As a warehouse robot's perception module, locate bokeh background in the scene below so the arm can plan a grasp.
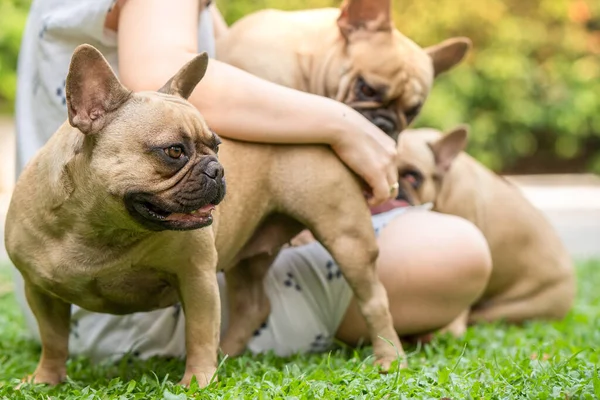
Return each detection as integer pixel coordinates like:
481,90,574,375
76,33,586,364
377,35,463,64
1,0,600,173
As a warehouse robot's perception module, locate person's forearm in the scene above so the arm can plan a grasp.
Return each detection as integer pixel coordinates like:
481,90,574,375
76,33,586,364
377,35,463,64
120,51,359,146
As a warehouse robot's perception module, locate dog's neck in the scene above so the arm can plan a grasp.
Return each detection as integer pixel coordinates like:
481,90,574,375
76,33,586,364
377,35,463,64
37,125,153,249
295,17,348,98
434,154,492,230
434,154,528,236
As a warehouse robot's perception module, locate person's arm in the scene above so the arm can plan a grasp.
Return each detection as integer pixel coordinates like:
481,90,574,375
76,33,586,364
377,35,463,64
209,2,229,39
117,0,398,205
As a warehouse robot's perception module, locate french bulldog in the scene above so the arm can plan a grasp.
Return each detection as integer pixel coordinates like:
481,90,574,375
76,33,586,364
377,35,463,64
5,45,403,387
216,0,471,140
394,127,576,332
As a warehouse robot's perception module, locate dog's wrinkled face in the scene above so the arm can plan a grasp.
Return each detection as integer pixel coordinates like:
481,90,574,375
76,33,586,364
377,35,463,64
395,127,468,205
65,45,225,231
338,32,431,139
115,95,226,231
332,0,471,139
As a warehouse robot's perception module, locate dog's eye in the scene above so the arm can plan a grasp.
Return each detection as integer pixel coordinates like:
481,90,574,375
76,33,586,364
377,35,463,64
356,77,378,99
401,170,423,189
165,146,184,159
404,103,422,125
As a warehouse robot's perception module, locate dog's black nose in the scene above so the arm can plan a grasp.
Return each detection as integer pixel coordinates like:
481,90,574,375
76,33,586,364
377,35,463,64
373,116,396,136
203,160,224,180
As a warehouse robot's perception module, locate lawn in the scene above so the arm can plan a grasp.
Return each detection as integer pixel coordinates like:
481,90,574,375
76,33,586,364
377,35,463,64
0,261,599,399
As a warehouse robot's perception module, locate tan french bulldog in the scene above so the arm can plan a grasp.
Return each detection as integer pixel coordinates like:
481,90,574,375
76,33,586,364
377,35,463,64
5,45,403,388
394,127,576,332
216,0,471,140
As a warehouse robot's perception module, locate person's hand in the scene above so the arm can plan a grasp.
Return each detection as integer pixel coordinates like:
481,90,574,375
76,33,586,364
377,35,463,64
331,113,399,206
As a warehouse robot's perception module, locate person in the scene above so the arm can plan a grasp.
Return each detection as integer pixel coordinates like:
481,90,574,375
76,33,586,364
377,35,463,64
12,0,492,362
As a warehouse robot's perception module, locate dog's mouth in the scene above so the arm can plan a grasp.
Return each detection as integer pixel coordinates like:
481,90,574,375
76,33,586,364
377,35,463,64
125,193,219,231
369,188,413,215
137,201,215,223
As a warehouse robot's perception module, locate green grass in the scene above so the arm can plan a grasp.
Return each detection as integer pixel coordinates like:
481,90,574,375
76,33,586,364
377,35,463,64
1,261,599,399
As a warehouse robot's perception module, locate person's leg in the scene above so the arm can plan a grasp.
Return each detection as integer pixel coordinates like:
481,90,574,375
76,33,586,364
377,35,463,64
335,210,492,345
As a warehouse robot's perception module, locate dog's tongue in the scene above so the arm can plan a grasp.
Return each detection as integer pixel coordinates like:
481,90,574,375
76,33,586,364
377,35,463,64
165,204,215,222
370,199,410,215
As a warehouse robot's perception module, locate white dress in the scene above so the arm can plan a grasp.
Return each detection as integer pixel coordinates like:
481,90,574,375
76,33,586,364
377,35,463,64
13,0,423,362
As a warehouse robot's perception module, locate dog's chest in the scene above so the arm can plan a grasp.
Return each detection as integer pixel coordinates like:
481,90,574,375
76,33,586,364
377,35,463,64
29,244,180,315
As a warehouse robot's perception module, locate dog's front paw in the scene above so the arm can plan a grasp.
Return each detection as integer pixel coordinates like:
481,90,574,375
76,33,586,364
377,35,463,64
374,353,408,373
17,369,66,389
179,367,218,388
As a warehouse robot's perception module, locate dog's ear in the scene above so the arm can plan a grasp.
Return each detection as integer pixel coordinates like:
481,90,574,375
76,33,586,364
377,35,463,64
425,37,472,77
66,44,131,135
337,0,392,38
429,125,469,172
158,52,209,100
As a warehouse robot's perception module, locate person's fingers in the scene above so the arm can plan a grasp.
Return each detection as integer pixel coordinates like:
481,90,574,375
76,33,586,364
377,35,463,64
364,144,398,206
387,165,399,200
367,172,391,206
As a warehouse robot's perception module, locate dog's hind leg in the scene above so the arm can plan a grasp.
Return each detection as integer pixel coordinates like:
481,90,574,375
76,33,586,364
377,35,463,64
219,253,274,357
469,278,576,324
20,282,71,386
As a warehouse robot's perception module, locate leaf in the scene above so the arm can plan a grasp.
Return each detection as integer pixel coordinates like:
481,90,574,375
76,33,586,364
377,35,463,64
438,367,450,385
163,388,187,400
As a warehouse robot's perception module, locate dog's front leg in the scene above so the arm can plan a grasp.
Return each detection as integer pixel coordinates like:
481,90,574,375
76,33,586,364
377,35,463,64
220,253,274,356
22,282,71,386
177,251,221,388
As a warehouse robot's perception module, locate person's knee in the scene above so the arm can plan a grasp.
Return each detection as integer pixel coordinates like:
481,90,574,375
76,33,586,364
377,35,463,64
443,215,492,293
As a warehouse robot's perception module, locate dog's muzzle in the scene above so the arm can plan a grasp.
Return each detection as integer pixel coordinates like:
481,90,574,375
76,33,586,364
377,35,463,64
356,108,399,139
125,156,226,231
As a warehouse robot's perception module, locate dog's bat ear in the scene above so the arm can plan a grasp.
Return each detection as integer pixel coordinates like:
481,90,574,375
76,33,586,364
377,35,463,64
426,37,472,77
158,52,209,100
429,125,469,172
66,44,131,135
337,0,392,38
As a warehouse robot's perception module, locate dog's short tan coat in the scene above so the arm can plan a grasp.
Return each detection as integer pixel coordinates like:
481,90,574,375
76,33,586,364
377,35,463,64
395,127,576,331
216,0,471,140
5,45,404,387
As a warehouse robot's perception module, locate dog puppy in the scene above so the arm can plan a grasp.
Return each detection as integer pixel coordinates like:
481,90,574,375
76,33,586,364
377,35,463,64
216,0,471,140
6,45,403,388
394,127,576,331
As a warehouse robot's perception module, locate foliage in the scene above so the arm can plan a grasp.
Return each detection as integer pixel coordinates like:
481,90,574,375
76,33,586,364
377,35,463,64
1,0,599,172
1,260,600,398
0,0,30,113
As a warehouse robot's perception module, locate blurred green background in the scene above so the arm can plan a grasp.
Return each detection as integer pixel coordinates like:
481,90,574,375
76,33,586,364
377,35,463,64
1,0,599,173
